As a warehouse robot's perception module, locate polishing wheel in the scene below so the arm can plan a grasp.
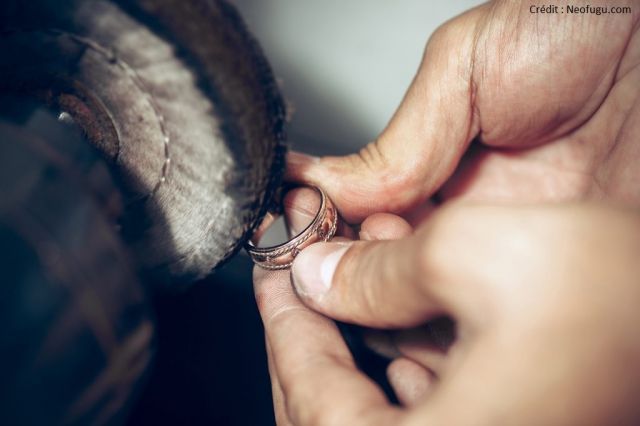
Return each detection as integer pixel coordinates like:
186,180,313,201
0,0,287,282
0,1,285,423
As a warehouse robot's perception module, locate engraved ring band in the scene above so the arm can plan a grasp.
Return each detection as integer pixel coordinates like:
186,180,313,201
245,186,338,270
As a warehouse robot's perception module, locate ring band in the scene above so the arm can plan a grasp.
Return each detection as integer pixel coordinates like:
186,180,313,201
246,186,338,270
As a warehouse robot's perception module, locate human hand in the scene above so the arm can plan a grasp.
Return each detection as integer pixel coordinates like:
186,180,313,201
288,0,640,223
255,200,640,425
259,2,640,423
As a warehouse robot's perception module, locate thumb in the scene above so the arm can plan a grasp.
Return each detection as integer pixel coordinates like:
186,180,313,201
286,7,484,223
290,234,451,329
289,202,510,329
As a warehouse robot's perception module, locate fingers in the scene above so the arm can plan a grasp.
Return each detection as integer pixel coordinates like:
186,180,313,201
284,187,357,240
359,213,413,241
253,267,403,426
265,338,293,426
358,214,439,407
387,358,435,407
362,328,446,410
259,195,402,425
286,8,485,223
290,202,512,329
363,321,454,377
290,234,448,329
283,187,320,237
362,330,402,359
289,203,479,328
391,321,454,376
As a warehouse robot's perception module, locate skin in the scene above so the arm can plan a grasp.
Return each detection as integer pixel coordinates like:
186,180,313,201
254,1,640,424
256,203,640,425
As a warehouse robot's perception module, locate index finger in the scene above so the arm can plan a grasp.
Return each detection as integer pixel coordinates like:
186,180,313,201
284,6,485,223
253,267,404,426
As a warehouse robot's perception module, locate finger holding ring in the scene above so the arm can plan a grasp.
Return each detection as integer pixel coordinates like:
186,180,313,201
246,185,338,270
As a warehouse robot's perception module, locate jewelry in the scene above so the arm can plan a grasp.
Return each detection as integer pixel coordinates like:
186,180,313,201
246,186,338,270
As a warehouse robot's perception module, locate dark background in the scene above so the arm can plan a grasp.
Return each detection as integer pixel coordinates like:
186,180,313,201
128,255,275,425
127,254,398,426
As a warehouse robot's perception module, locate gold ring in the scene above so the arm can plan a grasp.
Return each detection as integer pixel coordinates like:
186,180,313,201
246,186,338,270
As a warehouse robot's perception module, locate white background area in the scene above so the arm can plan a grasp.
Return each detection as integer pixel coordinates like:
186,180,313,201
233,0,484,155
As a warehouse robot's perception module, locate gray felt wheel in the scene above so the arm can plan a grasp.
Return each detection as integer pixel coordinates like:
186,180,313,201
0,0,287,283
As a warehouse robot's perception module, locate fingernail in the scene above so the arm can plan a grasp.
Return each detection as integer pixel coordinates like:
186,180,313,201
291,242,351,298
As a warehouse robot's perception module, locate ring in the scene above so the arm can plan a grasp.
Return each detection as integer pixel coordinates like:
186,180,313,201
246,186,338,270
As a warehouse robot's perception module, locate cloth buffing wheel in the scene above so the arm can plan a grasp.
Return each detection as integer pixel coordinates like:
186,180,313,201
0,0,287,283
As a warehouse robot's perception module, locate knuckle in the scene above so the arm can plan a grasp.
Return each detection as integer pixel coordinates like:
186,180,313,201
354,141,417,189
356,139,389,171
425,12,473,57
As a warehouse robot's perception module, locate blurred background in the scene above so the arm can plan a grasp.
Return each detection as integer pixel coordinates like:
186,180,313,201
128,1,483,425
234,0,482,155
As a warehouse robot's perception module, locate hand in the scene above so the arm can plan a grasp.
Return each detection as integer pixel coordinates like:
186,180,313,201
288,0,640,223
255,201,640,425
284,0,640,411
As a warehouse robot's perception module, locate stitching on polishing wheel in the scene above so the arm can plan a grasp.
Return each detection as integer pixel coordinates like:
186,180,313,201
1,28,172,199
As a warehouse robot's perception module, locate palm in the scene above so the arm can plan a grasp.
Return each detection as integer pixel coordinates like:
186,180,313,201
281,2,640,413
440,6,640,205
